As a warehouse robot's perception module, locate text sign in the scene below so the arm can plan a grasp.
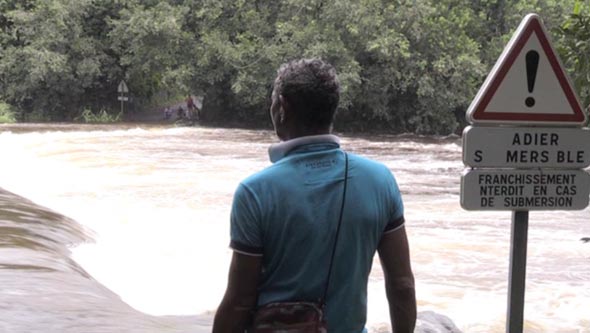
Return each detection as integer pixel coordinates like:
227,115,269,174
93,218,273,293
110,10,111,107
461,169,590,211
463,126,590,168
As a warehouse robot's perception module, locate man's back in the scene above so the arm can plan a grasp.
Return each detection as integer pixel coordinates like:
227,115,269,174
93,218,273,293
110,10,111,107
230,138,404,332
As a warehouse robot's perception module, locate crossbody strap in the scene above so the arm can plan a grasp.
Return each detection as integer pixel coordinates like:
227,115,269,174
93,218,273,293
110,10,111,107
320,151,349,305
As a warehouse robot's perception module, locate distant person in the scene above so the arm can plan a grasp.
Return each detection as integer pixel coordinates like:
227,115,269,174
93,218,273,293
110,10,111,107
176,106,185,120
163,107,171,120
213,58,416,332
186,95,198,121
194,103,201,121
186,95,195,110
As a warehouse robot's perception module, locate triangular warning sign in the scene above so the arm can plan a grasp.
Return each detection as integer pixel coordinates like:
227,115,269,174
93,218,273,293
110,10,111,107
467,13,586,125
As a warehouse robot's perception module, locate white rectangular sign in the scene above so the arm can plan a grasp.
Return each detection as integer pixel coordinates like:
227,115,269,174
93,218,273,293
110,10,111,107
461,169,590,211
117,96,129,101
463,126,590,168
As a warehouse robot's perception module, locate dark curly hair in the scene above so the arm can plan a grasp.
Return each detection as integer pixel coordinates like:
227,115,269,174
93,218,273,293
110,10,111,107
273,58,340,130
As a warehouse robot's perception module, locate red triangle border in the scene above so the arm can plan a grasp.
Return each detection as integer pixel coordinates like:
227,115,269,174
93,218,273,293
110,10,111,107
471,16,585,123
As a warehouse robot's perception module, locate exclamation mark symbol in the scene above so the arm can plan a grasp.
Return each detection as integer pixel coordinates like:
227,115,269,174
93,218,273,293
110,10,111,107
525,50,539,107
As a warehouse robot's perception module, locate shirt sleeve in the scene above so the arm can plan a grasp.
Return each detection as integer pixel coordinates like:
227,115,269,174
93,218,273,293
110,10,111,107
229,183,264,256
383,173,405,234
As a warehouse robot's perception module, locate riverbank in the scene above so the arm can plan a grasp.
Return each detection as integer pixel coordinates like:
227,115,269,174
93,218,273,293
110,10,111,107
123,96,203,124
0,188,213,332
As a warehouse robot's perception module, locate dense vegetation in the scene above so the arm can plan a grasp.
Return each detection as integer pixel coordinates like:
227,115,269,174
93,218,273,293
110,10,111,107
0,0,588,133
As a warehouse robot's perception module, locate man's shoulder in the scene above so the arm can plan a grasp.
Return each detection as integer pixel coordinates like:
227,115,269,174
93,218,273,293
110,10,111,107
240,162,286,188
349,153,391,174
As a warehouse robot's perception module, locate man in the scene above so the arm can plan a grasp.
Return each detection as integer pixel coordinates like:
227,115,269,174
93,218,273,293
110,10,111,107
213,58,416,333
186,95,198,122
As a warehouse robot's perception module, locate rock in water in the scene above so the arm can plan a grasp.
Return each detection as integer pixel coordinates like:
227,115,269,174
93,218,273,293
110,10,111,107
368,311,462,333
416,311,462,333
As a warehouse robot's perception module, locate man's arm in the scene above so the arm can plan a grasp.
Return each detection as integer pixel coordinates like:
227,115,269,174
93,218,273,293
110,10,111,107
377,225,416,333
212,252,262,333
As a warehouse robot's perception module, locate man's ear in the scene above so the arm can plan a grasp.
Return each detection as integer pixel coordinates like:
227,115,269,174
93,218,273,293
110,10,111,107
279,95,293,116
279,95,290,122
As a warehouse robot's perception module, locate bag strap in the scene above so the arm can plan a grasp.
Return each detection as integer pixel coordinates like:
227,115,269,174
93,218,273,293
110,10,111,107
320,151,349,306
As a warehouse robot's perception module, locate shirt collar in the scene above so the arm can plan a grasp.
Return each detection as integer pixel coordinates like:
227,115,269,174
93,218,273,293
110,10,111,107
268,134,340,163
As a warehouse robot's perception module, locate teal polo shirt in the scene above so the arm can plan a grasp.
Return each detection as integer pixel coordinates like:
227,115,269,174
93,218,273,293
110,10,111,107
230,135,404,333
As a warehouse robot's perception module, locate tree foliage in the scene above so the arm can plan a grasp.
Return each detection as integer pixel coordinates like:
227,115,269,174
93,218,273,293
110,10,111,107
0,0,585,133
0,100,16,123
555,0,590,113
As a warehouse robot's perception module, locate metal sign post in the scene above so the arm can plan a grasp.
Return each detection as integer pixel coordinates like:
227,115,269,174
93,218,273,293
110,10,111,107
507,211,529,333
118,80,129,115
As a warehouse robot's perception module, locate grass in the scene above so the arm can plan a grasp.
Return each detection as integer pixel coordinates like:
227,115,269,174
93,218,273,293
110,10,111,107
0,102,16,123
78,108,122,123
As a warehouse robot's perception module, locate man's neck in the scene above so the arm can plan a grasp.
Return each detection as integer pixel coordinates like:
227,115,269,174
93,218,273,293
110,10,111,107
282,127,331,141
268,134,340,163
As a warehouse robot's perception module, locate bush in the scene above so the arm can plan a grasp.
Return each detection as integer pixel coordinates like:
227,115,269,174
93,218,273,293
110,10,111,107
0,102,16,123
78,108,122,123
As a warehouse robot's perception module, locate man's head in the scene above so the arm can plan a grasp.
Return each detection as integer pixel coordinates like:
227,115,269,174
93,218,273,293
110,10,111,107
270,58,340,140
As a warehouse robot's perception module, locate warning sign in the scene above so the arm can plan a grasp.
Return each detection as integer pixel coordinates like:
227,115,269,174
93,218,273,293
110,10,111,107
466,13,585,125
461,13,589,212
461,169,590,210
118,80,129,93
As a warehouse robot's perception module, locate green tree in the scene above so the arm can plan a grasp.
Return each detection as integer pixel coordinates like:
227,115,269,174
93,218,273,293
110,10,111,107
0,0,580,133
0,0,117,120
340,0,485,134
180,0,284,124
109,1,192,103
556,0,590,113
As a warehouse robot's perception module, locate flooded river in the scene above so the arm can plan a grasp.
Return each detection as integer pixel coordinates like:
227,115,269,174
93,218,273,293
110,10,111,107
0,123,588,332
